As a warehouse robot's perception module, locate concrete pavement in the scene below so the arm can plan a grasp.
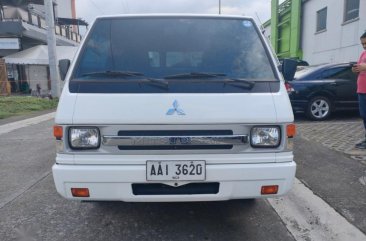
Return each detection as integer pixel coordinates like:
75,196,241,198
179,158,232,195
296,114,366,163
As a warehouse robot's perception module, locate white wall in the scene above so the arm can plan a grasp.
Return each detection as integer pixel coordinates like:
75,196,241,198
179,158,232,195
30,1,72,18
56,0,72,18
301,0,366,65
26,65,49,94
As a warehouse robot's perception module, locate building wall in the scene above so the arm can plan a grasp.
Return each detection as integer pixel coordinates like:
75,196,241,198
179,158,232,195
30,1,73,18
302,0,366,65
56,0,72,18
56,0,77,32
26,65,49,94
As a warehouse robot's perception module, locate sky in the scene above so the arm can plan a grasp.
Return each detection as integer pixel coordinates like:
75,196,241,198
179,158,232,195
75,0,274,27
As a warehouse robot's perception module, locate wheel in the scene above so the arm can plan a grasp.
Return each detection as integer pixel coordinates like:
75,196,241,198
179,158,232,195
306,96,332,120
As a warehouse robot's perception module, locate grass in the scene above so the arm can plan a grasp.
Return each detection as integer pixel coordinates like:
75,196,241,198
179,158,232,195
0,96,58,119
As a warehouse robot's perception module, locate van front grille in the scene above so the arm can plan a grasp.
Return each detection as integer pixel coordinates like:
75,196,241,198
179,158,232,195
102,130,249,150
118,130,233,136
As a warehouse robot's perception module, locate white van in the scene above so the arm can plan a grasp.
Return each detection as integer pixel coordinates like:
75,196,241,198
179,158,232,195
53,14,297,202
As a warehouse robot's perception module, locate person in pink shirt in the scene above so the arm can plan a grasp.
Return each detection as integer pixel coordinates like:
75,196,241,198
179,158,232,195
352,32,366,149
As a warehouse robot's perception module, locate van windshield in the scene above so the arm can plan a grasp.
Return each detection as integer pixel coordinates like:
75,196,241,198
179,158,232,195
70,17,278,93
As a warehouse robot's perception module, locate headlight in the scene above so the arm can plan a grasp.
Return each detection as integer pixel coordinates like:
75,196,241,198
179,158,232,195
69,127,100,149
251,126,281,148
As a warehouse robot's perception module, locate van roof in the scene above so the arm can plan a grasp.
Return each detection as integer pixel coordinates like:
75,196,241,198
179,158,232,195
94,14,254,21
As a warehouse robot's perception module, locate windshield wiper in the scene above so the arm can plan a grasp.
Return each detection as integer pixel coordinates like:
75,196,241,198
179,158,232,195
163,72,255,89
164,72,226,79
221,78,256,89
80,71,168,89
138,78,169,90
82,70,144,77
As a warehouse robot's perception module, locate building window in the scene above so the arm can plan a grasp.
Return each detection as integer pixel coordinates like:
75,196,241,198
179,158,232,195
316,7,327,32
344,0,360,22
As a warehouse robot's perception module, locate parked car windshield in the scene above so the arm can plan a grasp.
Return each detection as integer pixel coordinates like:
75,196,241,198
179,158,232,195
71,17,277,93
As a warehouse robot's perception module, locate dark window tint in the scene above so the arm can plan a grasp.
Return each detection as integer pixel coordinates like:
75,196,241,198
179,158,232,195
316,8,327,32
70,17,277,93
344,0,359,22
321,67,355,80
74,20,111,76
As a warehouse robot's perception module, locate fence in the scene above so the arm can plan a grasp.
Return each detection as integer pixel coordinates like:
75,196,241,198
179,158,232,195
0,59,10,95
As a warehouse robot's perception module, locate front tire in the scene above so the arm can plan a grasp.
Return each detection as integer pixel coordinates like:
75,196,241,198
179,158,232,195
306,96,332,121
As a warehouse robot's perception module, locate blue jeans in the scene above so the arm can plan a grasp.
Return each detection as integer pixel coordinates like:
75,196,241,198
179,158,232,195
358,94,366,131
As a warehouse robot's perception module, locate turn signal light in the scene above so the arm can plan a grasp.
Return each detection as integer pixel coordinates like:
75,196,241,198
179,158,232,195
261,185,279,195
71,188,90,197
53,125,63,139
286,124,296,138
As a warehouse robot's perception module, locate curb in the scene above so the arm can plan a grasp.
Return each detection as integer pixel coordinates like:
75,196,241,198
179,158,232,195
0,112,55,136
0,109,56,126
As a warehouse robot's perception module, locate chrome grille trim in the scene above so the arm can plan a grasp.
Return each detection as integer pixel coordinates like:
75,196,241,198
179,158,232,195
102,135,248,146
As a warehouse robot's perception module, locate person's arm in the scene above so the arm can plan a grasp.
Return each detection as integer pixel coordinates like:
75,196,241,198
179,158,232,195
354,63,366,73
359,63,366,72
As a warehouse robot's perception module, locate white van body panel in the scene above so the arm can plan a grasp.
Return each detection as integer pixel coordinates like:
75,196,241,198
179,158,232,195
55,83,294,125
55,87,77,124
271,82,295,123
70,93,277,124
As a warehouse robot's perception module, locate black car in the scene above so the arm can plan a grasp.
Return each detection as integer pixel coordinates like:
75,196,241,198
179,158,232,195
286,63,358,120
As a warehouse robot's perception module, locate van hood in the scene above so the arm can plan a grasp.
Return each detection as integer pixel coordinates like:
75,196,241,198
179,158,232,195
56,91,293,125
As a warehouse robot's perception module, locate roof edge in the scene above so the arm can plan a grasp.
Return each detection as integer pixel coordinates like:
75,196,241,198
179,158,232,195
94,13,254,20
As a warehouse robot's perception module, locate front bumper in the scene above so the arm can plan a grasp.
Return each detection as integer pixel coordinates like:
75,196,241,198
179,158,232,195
52,156,296,202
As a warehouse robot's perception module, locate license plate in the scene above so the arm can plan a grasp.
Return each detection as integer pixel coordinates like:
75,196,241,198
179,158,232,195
146,160,206,181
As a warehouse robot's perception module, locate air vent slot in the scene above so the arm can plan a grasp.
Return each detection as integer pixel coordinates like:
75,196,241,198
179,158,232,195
132,183,220,195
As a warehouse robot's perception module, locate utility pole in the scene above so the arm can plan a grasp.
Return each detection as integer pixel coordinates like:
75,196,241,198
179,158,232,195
44,0,60,98
219,0,221,14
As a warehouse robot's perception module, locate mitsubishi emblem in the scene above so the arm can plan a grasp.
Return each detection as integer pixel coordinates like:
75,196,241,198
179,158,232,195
166,100,185,115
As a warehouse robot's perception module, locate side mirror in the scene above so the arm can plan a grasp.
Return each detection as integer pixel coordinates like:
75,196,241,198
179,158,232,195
281,58,298,81
59,59,71,81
